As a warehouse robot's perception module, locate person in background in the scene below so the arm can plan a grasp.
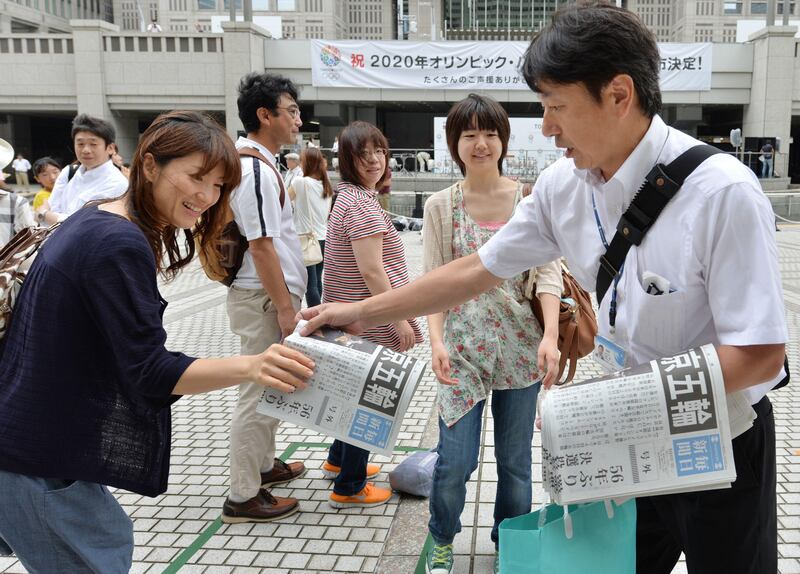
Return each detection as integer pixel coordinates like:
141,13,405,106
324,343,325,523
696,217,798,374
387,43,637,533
320,120,422,508
31,157,61,212
11,154,31,188
760,140,774,179
0,111,314,573
288,147,333,307
39,114,128,224
221,72,309,524
283,152,303,190
422,94,561,574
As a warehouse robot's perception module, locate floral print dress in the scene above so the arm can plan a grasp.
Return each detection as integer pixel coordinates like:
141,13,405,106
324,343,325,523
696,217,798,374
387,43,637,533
438,183,545,427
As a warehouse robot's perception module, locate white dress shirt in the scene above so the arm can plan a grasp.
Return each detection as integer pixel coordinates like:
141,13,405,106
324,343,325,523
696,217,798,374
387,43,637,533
478,115,787,405
231,136,307,297
48,159,128,219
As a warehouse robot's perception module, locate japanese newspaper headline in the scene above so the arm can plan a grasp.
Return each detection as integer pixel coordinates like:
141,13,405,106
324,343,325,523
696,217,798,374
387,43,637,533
256,322,426,456
539,345,749,505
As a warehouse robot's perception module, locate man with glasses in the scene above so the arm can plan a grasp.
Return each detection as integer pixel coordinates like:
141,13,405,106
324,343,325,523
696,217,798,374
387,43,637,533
221,73,309,524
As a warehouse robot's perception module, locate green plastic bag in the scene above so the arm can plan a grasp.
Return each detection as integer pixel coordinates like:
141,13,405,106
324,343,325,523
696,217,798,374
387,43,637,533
498,499,636,574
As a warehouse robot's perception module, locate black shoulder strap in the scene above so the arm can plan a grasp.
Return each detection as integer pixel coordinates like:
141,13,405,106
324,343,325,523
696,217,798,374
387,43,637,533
595,145,722,303
67,163,80,182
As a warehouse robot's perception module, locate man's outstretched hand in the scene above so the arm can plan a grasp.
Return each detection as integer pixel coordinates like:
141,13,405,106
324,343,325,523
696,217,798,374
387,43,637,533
296,302,369,336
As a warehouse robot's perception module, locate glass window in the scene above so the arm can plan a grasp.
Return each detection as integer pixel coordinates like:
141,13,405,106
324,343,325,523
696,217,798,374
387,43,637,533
197,0,215,9
751,1,767,13
222,0,242,9
276,0,295,10
777,2,795,14
252,0,268,9
724,2,742,13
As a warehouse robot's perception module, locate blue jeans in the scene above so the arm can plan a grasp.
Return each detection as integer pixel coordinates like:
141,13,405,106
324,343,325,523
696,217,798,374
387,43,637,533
327,439,369,496
429,383,540,549
305,239,325,308
762,157,773,178
0,470,133,573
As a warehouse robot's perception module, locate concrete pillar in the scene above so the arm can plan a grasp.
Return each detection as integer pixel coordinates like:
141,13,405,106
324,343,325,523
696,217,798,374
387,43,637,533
0,14,12,33
743,26,797,179
221,21,270,139
68,20,139,159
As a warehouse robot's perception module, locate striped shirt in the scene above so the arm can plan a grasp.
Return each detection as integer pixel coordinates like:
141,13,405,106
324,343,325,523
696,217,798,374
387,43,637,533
323,182,422,350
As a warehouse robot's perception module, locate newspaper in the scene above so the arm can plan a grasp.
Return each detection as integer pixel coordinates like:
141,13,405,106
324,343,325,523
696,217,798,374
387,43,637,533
540,345,739,505
255,321,426,456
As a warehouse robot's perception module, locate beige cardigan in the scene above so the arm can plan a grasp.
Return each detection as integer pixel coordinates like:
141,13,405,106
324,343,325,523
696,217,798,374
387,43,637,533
422,182,563,299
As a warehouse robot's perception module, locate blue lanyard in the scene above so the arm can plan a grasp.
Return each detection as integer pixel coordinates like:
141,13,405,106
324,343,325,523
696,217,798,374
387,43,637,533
591,191,622,331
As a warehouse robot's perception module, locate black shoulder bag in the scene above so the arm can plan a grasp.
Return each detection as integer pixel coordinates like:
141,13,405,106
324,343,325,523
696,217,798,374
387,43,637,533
595,144,789,389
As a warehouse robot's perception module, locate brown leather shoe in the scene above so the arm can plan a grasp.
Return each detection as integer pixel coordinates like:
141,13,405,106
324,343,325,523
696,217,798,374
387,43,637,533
221,488,299,524
260,458,306,487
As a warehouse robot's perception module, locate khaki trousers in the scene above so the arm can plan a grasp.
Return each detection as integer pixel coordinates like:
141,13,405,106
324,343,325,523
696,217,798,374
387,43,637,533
15,171,29,186
226,286,301,502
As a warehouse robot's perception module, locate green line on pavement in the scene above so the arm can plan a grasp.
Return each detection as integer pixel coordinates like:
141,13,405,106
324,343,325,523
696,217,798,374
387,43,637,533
162,517,223,574
414,534,435,574
164,441,429,573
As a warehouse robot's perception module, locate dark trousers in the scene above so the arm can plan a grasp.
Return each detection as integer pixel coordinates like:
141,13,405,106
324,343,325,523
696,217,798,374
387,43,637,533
636,396,776,574
305,240,324,308
327,439,369,496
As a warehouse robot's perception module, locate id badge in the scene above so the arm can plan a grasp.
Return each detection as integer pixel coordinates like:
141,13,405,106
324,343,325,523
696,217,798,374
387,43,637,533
593,335,628,373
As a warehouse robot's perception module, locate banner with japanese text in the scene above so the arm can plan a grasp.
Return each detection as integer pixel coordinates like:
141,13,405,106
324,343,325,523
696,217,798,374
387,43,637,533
311,41,712,92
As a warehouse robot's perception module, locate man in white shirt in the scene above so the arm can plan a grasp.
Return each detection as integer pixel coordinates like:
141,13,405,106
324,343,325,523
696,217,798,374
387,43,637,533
221,73,309,524
38,114,128,224
300,4,786,574
11,155,31,187
283,152,302,190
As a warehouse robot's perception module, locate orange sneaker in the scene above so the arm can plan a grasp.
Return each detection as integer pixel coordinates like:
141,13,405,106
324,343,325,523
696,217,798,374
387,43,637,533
322,460,381,480
329,482,392,509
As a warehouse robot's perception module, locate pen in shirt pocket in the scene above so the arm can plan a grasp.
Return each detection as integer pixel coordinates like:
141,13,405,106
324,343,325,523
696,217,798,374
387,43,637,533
643,271,676,296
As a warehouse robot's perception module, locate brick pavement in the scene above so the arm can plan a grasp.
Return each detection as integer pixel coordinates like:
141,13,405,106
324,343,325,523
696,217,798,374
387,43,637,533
1,230,799,573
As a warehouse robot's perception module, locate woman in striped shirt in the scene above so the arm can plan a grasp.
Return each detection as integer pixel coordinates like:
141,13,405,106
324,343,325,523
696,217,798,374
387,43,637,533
320,121,422,508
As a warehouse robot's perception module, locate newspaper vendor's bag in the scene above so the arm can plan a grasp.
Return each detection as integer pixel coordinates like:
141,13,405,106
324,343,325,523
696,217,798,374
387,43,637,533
498,499,636,574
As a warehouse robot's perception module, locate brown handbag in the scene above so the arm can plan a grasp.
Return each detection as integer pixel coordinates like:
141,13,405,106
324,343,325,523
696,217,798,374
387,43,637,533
530,263,598,384
197,147,285,286
0,223,60,340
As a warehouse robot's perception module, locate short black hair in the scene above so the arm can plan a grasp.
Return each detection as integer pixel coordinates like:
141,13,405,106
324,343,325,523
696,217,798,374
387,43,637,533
237,72,299,134
71,113,116,146
33,156,61,175
445,94,510,177
521,1,661,118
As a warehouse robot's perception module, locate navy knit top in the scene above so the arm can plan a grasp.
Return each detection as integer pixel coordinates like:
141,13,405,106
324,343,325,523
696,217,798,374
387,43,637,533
0,205,195,497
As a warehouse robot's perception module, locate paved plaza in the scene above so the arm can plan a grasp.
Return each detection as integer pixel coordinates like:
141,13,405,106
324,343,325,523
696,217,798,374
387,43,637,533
2,229,800,573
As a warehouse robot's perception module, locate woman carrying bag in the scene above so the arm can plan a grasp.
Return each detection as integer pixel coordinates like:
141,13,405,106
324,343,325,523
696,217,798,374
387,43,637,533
289,147,333,307
0,111,314,573
422,94,562,574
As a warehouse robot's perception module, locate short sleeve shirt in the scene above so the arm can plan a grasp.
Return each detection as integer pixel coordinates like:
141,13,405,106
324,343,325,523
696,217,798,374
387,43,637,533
323,182,422,349
230,136,307,297
478,115,787,405
48,159,128,218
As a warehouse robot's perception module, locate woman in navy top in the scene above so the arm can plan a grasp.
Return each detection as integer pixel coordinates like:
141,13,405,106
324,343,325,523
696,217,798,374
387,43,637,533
0,111,314,573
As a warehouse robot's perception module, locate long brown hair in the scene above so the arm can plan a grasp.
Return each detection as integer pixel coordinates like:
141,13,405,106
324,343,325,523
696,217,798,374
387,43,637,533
337,121,390,189
300,147,333,198
126,110,241,279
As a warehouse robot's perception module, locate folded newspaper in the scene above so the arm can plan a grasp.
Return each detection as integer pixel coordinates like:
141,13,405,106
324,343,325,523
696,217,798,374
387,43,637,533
540,345,739,505
255,321,426,456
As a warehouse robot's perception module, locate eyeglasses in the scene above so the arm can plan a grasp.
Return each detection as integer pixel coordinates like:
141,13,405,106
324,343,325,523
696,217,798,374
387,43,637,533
275,106,301,119
358,148,388,160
